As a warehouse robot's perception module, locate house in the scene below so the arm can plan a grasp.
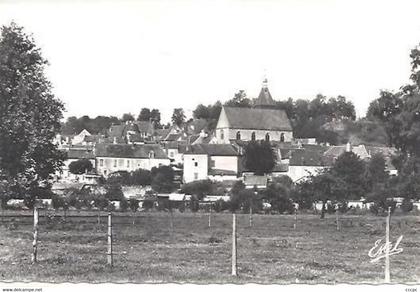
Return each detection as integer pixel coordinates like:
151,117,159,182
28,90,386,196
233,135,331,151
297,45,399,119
286,145,331,182
58,146,96,180
164,142,187,165
183,144,240,183
95,143,170,177
107,121,155,144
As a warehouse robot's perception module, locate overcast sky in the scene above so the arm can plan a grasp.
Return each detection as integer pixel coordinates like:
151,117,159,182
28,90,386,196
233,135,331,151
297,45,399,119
1,0,420,123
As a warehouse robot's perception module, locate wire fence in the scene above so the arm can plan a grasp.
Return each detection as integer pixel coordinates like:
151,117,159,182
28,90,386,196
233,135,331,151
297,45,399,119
0,208,419,282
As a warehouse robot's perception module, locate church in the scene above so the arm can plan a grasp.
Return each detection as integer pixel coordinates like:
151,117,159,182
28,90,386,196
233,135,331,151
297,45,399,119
215,79,293,144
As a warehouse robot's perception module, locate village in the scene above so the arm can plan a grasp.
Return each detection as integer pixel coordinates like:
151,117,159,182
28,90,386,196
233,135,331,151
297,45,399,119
41,78,410,214
1,3,420,285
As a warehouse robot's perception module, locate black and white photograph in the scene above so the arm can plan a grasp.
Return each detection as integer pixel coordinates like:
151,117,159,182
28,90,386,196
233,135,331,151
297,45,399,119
0,0,419,291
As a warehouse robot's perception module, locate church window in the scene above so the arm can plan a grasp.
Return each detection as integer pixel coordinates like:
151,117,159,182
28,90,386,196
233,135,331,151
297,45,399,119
265,133,270,142
251,132,256,141
236,131,241,140
280,133,285,142
220,129,224,140
149,151,155,159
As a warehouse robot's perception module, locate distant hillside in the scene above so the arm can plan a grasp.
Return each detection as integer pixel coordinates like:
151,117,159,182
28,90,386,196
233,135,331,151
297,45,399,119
321,119,389,146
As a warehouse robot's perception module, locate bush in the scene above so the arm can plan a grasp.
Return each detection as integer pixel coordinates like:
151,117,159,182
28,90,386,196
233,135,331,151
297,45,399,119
181,180,214,200
69,159,93,175
52,195,65,210
120,197,129,212
142,199,154,211
178,202,186,213
105,183,124,200
129,198,139,212
1,194,10,210
129,169,152,186
213,199,229,213
190,196,199,212
400,199,413,213
337,201,349,213
93,195,109,211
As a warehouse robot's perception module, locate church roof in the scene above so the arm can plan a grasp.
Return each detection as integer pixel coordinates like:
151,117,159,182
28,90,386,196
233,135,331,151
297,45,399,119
223,106,293,131
254,78,276,107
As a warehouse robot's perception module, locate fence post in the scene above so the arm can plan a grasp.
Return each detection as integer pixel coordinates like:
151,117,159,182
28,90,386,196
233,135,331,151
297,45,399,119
336,209,340,231
97,209,101,226
232,213,237,276
293,208,297,230
169,202,174,234
249,204,253,228
107,212,113,267
31,207,39,264
385,206,391,283
208,203,212,228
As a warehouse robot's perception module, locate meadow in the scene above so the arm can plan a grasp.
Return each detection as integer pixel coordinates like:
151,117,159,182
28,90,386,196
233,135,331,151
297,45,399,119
0,210,419,284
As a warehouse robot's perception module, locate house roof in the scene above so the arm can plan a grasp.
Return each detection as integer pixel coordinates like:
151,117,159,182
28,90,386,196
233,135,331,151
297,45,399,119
134,121,154,135
186,119,208,135
223,106,292,131
323,145,370,160
65,148,95,160
95,143,168,159
289,148,327,166
185,144,239,156
208,169,237,176
108,123,140,138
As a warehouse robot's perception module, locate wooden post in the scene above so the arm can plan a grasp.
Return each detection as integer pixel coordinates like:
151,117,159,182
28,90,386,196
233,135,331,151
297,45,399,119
293,208,297,230
385,206,391,283
249,204,253,228
232,213,237,276
169,203,174,234
31,207,39,264
336,209,340,231
107,212,113,267
97,209,101,226
208,204,212,228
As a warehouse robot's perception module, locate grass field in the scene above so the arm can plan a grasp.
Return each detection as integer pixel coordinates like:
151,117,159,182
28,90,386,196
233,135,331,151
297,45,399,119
0,210,419,284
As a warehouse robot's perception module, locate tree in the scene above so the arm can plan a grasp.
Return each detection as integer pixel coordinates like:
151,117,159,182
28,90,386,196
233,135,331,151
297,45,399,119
151,165,175,193
244,141,277,175
150,109,161,128
0,23,65,205
330,151,366,200
181,179,215,200
365,153,388,188
263,182,294,214
121,113,134,122
366,90,403,147
225,90,252,107
137,108,151,121
193,104,211,120
172,108,186,127
310,171,344,219
68,159,93,175
129,169,151,186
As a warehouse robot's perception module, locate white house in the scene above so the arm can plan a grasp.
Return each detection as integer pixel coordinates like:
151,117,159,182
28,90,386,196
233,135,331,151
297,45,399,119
183,144,240,183
95,143,170,177
57,146,96,181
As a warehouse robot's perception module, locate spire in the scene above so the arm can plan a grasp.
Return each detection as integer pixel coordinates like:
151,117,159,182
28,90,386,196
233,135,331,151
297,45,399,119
254,77,276,108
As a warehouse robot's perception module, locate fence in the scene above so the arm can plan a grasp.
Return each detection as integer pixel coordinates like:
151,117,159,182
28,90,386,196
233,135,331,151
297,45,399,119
0,208,417,283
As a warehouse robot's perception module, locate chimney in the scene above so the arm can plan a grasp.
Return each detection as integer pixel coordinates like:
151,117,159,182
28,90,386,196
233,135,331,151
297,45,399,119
113,137,117,144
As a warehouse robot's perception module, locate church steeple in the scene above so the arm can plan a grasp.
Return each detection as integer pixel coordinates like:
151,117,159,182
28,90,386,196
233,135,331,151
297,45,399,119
254,78,276,108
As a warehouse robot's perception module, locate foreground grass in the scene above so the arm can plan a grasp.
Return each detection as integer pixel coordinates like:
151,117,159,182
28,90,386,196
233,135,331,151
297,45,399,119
0,211,419,284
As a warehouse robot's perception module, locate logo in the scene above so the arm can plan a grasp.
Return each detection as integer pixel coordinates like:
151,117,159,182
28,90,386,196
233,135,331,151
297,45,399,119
368,235,403,263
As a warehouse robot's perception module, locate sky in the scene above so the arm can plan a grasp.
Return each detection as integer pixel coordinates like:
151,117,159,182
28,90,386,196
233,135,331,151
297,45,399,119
1,0,420,123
